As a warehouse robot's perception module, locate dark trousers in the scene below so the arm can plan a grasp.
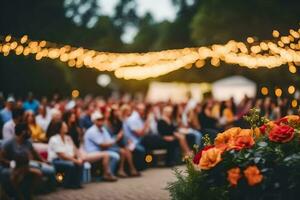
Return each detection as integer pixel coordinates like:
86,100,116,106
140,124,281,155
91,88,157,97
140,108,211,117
1,167,35,200
52,159,83,188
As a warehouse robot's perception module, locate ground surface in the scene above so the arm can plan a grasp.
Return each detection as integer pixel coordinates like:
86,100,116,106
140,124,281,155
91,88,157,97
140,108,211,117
37,166,184,200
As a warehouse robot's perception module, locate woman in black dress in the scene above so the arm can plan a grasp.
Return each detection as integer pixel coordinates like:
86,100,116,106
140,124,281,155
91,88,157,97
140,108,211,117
157,106,191,156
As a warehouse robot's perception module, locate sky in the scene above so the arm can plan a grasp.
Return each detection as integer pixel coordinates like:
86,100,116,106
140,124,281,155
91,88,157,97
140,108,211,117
98,0,178,43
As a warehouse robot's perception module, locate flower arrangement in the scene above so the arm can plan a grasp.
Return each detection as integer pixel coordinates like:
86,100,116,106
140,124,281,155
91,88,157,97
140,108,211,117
168,109,300,200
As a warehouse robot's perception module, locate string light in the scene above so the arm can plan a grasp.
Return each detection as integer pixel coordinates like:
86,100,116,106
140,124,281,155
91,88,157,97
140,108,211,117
261,87,269,95
1,25,300,80
291,99,298,108
275,88,282,97
288,85,296,94
289,64,297,74
145,155,153,163
71,89,80,98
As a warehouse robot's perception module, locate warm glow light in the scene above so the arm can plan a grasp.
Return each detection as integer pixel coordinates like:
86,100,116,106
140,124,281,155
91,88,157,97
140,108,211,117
145,155,153,163
247,37,255,44
275,88,282,97
288,85,296,94
292,99,298,108
261,87,269,95
71,89,80,98
289,65,297,73
2,25,300,80
56,173,64,183
5,35,11,42
272,30,280,38
20,35,28,44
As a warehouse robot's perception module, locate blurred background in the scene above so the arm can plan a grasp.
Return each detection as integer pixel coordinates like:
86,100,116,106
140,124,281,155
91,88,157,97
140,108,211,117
1,0,300,98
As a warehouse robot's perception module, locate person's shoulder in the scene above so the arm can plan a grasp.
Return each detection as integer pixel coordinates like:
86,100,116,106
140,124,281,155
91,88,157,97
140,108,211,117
2,138,14,148
49,134,60,143
24,139,33,147
85,125,96,135
3,120,13,127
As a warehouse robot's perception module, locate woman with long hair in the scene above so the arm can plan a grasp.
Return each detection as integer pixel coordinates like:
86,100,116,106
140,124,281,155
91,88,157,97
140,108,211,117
48,121,83,189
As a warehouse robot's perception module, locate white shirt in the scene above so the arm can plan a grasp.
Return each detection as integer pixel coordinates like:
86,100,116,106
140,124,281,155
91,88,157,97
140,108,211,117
36,114,51,132
48,134,75,162
2,120,15,141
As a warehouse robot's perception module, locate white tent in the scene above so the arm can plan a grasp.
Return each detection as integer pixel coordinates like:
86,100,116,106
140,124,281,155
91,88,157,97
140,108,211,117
212,76,257,103
146,82,211,103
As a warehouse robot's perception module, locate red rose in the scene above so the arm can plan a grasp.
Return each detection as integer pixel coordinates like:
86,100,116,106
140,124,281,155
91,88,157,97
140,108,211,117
269,124,294,143
275,117,288,125
193,145,214,164
259,125,267,134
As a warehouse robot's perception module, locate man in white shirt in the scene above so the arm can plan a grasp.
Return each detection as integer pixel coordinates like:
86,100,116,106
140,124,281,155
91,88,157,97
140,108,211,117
2,108,24,140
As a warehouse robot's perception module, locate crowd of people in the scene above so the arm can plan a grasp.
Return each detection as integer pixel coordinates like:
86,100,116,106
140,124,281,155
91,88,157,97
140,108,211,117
0,92,298,199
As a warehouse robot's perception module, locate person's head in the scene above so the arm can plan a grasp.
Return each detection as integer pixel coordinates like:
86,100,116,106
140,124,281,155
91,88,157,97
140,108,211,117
162,106,173,119
15,122,31,140
24,110,35,124
41,96,48,106
87,104,95,116
120,104,132,119
51,108,62,122
63,111,76,125
52,121,68,135
38,105,47,116
91,111,105,127
6,96,15,110
27,92,34,102
12,108,25,123
103,107,111,120
136,103,145,117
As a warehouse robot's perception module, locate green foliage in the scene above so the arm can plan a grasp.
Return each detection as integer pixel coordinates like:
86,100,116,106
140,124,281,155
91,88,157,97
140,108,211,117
168,115,300,200
243,108,268,129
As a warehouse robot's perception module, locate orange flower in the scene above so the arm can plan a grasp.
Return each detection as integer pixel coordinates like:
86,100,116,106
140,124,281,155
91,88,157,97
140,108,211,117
243,166,263,186
228,135,255,151
285,115,300,122
254,127,262,138
214,127,241,146
199,147,222,170
237,129,253,137
227,167,242,187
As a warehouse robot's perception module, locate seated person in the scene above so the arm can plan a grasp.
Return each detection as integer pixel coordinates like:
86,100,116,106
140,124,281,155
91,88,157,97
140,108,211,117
0,123,56,196
2,108,24,141
48,121,83,189
25,111,48,154
157,106,191,157
85,111,139,179
105,107,140,177
122,104,150,170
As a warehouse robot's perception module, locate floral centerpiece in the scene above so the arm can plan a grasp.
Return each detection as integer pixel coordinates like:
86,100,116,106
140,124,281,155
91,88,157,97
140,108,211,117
168,109,300,200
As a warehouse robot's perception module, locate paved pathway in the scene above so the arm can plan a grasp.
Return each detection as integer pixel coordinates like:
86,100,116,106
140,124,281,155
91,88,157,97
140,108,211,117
37,166,184,200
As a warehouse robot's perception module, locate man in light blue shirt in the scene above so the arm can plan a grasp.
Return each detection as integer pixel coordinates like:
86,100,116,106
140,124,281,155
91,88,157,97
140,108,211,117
84,111,121,181
23,92,39,113
123,103,150,170
0,97,15,124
